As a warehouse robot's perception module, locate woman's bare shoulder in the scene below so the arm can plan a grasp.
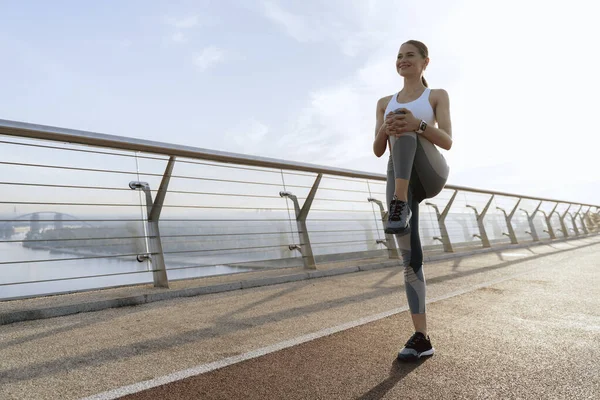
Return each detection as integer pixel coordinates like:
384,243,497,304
430,88,450,100
376,94,394,110
430,89,450,110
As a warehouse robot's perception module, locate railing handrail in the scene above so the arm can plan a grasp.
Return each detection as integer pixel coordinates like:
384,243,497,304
1,118,599,208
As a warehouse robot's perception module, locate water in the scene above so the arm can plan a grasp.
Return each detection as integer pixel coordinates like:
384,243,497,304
0,214,375,300
0,212,531,300
0,237,254,300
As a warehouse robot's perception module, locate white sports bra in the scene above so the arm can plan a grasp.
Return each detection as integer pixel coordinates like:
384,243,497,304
384,88,435,125
385,88,435,149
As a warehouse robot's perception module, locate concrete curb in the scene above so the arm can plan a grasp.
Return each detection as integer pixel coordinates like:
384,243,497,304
1,234,598,326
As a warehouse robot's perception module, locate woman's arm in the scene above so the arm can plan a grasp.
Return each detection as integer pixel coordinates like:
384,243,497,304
421,89,453,150
373,96,392,158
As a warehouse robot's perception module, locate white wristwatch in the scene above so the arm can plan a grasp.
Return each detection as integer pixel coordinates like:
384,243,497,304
416,120,427,134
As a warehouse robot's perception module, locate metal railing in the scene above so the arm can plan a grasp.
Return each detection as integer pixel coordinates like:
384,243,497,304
1,118,599,300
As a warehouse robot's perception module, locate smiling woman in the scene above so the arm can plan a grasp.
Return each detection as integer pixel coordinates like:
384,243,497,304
372,39,453,362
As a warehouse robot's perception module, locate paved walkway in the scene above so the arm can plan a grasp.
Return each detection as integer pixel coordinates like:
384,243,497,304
0,236,599,399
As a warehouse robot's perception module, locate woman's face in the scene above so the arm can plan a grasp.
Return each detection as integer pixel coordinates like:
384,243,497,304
396,43,428,77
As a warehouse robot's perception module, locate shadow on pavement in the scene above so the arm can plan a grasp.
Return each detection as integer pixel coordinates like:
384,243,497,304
355,358,429,400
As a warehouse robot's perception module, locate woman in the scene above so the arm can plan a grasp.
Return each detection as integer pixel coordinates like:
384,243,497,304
373,40,452,361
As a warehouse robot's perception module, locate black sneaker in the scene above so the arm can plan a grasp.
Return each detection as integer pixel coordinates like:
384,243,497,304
397,332,435,361
384,196,411,235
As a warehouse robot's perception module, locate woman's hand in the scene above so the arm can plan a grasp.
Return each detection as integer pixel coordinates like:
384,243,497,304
385,108,420,136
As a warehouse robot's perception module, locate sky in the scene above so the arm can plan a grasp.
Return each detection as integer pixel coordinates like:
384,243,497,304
1,0,599,205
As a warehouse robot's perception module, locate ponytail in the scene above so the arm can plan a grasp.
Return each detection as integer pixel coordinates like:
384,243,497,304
421,76,428,87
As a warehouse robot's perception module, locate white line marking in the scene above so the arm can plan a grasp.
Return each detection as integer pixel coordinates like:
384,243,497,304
80,266,543,400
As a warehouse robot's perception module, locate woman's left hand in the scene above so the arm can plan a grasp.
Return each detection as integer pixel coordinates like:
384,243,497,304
386,108,420,136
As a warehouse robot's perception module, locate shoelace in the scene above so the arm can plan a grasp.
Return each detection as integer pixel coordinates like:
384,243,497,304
404,333,424,348
390,200,406,221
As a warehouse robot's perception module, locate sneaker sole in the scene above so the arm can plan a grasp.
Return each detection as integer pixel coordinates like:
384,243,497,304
384,224,411,235
397,348,435,362
419,348,435,357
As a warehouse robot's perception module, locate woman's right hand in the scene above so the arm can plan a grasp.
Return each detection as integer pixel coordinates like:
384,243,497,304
382,112,405,137
377,119,390,137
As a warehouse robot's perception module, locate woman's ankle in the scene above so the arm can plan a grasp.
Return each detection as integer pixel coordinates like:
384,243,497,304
393,193,408,202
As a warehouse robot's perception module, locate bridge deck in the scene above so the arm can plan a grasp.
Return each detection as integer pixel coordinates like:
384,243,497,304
0,236,599,399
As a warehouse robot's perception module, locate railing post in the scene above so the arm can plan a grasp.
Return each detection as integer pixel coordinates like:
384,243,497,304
425,189,457,253
539,203,558,240
520,200,542,242
497,198,521,244
556,204,571,238
570,205,583,236
579,206,590,235
466,194,494,248
589,207,597,232
367,198,400,259
128,156,175,288
279,173,321,269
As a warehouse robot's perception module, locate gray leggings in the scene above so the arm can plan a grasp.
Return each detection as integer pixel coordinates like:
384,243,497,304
387,133,449,314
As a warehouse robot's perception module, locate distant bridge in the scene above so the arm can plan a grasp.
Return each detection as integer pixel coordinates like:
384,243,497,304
0,212,94,238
